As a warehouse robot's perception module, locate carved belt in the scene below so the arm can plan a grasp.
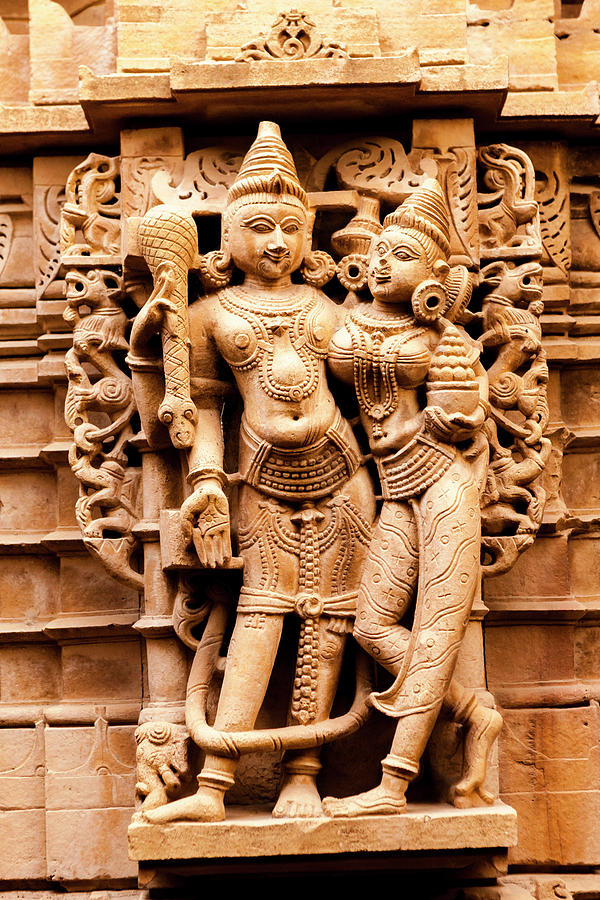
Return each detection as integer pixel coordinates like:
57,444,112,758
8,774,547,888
237,587,357,619
239,411,361,501
377,433,455,501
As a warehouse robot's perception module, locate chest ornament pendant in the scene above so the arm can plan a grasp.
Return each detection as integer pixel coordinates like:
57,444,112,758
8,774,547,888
219,287,326,402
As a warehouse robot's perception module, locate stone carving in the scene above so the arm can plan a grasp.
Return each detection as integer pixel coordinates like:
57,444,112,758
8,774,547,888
331,195,382,291
588,190,600,241
64,267,142,590
121,156,174,219
134,206,199,450
60,153,121,259
35,184,65,297
135,722,190,814
237,9,348,62
131,122,375,823
444,147,480,266
324,180,502,816
309,136,438,204
478,258,551,573
151,148,244,214
70,716,134,778
535,168,571,277
0,211,13,280
478,144,540,259
62,123,550,833
414,144,479,268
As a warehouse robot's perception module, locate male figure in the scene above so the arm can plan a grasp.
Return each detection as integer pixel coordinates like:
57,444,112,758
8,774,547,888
132,122,374,822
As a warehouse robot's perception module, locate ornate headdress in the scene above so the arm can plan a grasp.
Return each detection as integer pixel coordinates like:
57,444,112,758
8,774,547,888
202,121,333,290
383,178,451,264
225,120,308,218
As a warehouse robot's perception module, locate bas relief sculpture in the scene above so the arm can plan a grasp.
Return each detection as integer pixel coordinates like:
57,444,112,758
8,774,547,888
131,124,375,822
62,121,550,836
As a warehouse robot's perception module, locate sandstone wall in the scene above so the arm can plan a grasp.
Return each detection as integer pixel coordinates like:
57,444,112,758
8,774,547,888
0,0,599,895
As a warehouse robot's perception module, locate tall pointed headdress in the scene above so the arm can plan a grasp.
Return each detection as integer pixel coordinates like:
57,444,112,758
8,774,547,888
227,121,308,208
383,178,451,261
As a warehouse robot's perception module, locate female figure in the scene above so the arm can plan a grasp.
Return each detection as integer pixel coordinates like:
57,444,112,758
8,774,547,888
130,122,375,823
324,179,502,816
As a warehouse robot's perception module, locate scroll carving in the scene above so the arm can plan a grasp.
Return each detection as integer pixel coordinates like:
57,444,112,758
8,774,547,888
121,156,175,219
589,190,600,241
426,145,480,268
237,9,348,61
309,136,438,203
64,123,551,834
61,153,121,259
0,211,12,279
151,148,243,214
36,185,65,297
536,168,571,276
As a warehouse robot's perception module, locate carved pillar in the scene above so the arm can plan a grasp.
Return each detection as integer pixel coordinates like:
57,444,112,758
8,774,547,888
134,444,188,725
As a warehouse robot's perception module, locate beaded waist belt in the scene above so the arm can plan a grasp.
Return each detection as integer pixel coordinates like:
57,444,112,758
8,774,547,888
377,433,455,501
239,411,361,501
237,588,357,619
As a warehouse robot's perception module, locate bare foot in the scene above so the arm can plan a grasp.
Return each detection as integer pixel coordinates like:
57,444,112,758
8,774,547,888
450,705,503,807
322,784,407,818
143,787,225,823
272,774,323,818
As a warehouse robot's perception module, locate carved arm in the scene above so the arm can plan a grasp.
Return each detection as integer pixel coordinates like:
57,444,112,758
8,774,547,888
181,305,232,568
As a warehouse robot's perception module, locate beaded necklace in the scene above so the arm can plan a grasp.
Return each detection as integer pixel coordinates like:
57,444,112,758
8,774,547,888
347,308,427,438
219,286,326,403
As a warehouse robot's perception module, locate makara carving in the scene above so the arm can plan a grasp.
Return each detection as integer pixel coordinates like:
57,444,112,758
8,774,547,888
62,123,550,827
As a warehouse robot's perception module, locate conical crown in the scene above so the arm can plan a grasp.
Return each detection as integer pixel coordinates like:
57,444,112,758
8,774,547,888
227,121,307,206
384,178,451,259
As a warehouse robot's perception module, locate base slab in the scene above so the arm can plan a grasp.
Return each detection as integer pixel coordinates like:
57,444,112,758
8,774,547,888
129,801,517,862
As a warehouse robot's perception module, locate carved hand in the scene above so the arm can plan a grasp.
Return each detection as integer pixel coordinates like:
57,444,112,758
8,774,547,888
129,296,178,357
181,477,232,568
424,403,486,444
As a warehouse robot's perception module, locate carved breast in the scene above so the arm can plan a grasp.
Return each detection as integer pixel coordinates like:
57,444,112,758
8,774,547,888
381,334,432,388
214,289,333,401
303,300,334,356
217,316,261,370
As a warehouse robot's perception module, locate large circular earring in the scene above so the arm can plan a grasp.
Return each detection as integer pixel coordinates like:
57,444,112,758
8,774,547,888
300,251,335,288
336,253,368,291
199,250,233,290
411,279,448,323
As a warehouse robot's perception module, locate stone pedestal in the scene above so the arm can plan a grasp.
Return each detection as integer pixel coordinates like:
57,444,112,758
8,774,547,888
130,802,517,882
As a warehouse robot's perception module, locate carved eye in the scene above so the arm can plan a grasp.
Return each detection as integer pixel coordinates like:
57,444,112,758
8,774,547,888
162,411,173,425
393,250,412,260
250,222,273,233
376,244,387,256
184,408,195,421
282,223,299,234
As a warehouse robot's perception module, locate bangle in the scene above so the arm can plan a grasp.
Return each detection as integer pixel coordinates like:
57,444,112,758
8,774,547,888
125,352,162,372
187,465,228,489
